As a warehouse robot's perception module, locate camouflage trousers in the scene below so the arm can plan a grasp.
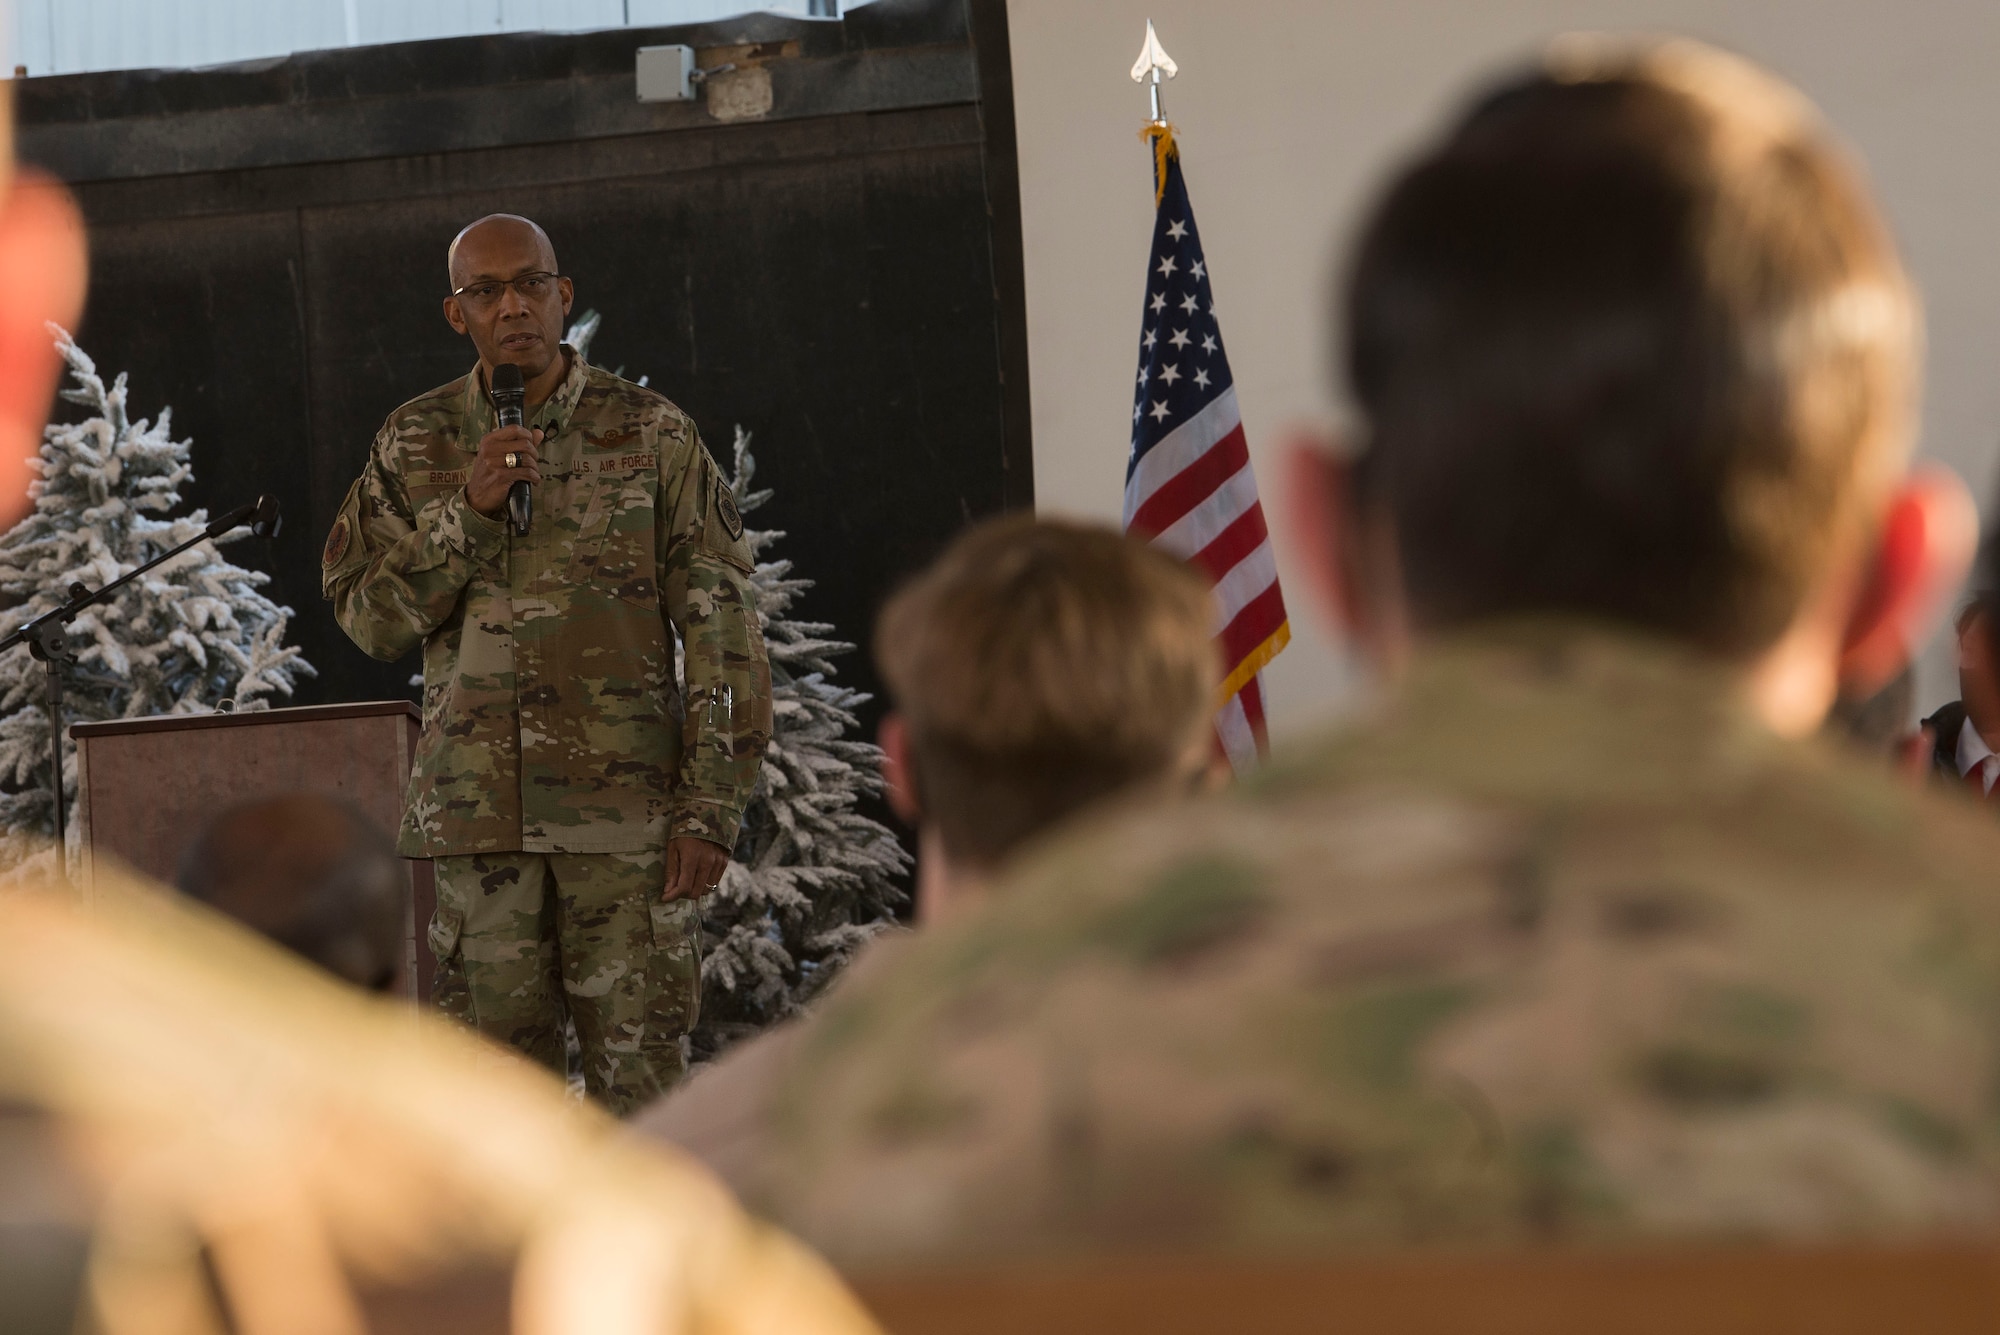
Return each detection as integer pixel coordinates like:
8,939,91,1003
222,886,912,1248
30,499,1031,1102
429,850,700,1115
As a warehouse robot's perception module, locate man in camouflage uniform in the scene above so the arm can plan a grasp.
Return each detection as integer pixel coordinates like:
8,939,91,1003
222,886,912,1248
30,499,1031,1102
323,214,770,1113
641,44,2000,1269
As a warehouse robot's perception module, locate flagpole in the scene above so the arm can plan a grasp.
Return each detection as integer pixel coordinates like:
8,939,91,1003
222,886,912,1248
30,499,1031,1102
1130,19,1177,127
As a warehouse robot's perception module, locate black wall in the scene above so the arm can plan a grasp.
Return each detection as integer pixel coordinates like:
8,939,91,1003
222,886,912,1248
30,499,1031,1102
18,0,1030,720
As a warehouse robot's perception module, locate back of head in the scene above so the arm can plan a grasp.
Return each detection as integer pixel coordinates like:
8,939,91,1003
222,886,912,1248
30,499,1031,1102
876,516,1217,868
177,794,404,992
1345,39,1916,658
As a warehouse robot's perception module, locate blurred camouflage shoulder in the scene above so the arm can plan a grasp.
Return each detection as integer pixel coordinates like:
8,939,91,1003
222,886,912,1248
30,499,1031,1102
726,623,2000,1269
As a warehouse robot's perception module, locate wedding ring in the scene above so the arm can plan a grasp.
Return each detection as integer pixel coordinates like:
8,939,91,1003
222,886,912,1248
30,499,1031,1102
504,451,520,469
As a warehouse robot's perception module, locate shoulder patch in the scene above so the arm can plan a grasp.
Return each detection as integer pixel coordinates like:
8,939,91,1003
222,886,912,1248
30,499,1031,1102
322,516,351,569
717,477,745,541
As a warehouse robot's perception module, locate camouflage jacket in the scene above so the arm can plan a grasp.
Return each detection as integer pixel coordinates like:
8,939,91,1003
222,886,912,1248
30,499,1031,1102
322,350,772,858
642,623,2000,1270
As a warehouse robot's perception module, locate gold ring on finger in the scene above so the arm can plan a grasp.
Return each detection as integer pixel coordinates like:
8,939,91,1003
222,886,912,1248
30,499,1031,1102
504,451,520,469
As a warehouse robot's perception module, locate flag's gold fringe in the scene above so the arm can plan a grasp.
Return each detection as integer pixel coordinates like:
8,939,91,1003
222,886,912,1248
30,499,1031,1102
1142,121,1178,207
1218,620,1290,706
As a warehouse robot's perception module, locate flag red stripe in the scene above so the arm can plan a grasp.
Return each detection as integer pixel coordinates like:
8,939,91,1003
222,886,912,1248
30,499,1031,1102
1218,583,1287,672
1130,422,1248,538
1125,388,1242,524
1187,499,1270,586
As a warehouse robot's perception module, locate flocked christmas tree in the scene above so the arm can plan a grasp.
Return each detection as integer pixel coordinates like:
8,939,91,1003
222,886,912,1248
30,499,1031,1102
567,313,909,1061
697,426,910,1058
0,327,313,877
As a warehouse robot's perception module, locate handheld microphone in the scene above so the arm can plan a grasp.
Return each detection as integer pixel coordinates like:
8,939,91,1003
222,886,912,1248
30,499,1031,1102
492,362,530,537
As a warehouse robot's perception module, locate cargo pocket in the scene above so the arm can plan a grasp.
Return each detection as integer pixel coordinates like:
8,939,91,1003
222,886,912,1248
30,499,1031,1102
648,897,703,1031
427,905,464,963
426,902,470,1021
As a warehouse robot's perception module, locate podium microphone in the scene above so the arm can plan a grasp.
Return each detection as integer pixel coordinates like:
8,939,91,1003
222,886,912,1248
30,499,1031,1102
249,493,282,539
202,494,282,540
492,362,530,537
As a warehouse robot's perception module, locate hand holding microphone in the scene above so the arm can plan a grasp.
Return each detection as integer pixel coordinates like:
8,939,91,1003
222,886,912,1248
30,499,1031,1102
491,362,532,537
466,362,540,526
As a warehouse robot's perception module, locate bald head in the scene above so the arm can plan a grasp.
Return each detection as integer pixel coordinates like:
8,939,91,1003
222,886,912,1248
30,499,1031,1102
447,213,557,289
442,212,573,386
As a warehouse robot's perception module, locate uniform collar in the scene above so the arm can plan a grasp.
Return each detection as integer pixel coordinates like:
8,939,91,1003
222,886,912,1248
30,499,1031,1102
458,344,589,442
1254,618,1779,807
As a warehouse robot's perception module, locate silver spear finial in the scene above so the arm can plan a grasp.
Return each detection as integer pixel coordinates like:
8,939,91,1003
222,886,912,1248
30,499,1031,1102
1130,18,1177,125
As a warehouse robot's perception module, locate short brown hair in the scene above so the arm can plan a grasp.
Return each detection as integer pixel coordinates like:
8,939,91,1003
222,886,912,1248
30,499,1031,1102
875,516,1217,868
1345,39,1916,658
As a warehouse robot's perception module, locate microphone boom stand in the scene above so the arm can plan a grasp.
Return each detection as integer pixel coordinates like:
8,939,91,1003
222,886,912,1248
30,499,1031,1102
0,495,281,878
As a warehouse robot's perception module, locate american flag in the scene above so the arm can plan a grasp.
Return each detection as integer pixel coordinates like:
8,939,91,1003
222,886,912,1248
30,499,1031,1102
1125,125,1289,772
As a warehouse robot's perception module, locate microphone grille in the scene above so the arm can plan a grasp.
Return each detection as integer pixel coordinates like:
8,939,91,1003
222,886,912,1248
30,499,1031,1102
492,362,525,392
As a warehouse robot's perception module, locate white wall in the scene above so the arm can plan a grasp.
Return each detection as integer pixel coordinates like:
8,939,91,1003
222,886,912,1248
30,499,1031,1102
1008,0,2000,737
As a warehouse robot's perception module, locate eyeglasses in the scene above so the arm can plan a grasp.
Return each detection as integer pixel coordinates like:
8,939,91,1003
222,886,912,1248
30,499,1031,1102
450,271,564,309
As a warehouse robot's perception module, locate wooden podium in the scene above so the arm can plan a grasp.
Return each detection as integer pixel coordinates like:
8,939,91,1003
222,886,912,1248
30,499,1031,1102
71,701,436,1001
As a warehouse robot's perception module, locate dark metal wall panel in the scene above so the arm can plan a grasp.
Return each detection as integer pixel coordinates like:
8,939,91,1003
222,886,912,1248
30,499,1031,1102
72,209,322,649
21,0,1030,719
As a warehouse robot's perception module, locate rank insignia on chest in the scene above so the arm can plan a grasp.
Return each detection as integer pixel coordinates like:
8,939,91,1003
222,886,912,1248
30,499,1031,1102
322,516,351,568
717,478,745,540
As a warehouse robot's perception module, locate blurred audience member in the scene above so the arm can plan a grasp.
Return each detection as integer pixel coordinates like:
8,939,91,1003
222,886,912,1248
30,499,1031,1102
637,516,1218,1160
0,171,86,530
644,40,2000,1274
0,875,876,1335
874,515,1219,923
177,793,405,993
0,1102,92,1335
1827,665,1915,758
1917,594,2000,795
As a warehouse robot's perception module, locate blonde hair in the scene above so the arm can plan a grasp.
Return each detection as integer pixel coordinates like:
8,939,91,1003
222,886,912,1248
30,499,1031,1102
875,516,1217,867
